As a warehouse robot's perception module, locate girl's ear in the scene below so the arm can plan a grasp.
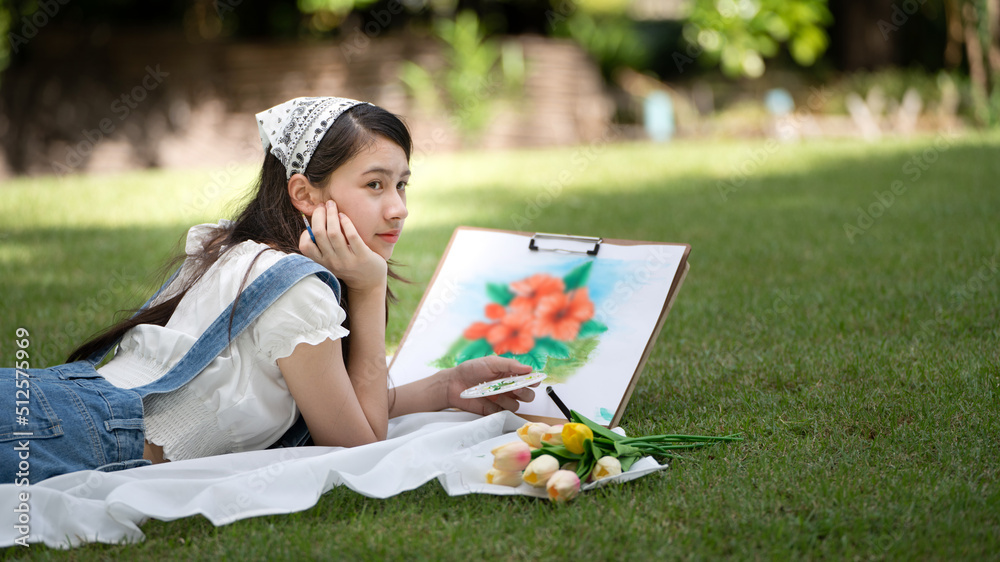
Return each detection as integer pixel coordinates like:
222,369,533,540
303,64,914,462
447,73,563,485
287,173,319,215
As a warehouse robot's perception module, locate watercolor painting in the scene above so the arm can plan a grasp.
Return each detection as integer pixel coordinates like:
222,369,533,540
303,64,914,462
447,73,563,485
388,228,689,425
430,260,608,383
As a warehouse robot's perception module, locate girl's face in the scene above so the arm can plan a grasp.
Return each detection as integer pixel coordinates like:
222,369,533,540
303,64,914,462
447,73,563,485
320,135,410,260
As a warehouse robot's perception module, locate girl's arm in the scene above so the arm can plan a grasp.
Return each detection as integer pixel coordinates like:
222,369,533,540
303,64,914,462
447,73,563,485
389,356,534,418
278,202,391,446
277,291,388,446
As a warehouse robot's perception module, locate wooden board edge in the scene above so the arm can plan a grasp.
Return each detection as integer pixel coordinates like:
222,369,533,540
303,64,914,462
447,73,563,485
608,259,690,429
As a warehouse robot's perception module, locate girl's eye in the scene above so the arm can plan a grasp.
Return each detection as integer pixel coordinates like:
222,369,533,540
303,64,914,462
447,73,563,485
367,180,382,190
396,181,407,191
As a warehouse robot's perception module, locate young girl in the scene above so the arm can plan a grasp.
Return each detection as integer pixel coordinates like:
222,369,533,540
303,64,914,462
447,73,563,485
2,96,533,482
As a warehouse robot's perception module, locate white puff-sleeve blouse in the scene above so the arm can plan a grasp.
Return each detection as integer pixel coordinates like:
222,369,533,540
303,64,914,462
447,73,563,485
99,221,348,461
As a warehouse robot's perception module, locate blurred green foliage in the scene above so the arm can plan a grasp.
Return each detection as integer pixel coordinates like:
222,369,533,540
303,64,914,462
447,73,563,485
552,10,648,80
297,0,379,34
297,0,377,12
683,0,832,79
0,6,11,83
399,10,523,141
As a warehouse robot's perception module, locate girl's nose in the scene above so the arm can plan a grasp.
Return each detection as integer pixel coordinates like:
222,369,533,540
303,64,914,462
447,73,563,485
386,188,408,220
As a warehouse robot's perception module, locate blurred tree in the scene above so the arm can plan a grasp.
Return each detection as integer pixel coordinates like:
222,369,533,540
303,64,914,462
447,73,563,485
680,0,833,79
953,0,1000,125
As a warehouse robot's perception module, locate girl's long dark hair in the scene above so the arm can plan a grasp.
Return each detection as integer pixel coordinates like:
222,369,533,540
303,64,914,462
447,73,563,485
68,103,412,363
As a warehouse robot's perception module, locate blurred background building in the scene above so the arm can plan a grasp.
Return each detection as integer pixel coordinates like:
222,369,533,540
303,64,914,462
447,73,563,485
0,0,997,177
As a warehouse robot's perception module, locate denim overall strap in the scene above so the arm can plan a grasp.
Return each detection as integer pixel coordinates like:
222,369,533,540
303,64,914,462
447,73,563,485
130,254,341,398
83,267,184,366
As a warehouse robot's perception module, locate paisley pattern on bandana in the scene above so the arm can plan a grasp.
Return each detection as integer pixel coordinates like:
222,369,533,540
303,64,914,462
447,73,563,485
256,96,369,179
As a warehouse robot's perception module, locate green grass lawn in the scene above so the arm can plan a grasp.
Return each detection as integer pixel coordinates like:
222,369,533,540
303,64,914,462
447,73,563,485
1,131,998,560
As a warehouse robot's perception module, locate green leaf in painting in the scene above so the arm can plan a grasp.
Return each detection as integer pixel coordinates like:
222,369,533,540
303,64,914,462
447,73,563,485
456,338,494,362
430,336,474,369
577,319,608,338
563,261,594,291
539,336,599,383
502,348,547,370
486,282,514,305
533,337,570,359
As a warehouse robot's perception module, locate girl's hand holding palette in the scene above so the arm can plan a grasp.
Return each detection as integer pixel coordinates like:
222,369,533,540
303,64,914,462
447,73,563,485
460,373,547,399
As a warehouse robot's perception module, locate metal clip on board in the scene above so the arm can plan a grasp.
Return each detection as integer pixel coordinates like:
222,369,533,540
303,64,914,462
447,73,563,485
528,233,602,256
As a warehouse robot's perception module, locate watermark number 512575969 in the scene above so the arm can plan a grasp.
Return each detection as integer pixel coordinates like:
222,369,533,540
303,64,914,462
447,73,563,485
12,328,33,547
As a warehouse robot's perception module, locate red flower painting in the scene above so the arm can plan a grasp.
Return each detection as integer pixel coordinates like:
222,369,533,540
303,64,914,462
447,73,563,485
487,310,536,355
509,274,565,313
438,261,608,379
532,288,595,341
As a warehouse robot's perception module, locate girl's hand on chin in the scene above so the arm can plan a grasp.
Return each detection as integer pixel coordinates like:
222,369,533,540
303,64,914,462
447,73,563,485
300,201,387,293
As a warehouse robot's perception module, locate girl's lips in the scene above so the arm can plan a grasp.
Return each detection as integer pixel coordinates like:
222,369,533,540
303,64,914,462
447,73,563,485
377,232,400,244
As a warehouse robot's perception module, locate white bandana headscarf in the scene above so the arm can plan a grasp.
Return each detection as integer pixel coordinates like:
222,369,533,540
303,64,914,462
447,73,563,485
256,96,369,179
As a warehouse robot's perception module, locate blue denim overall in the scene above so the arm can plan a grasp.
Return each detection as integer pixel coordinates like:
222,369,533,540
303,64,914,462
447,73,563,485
1,254,340,483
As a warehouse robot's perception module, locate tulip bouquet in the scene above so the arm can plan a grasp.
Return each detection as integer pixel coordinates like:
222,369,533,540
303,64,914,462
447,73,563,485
488,411,741,502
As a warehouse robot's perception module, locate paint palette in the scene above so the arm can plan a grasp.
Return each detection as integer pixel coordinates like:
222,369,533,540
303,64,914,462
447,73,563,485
460,373,547,399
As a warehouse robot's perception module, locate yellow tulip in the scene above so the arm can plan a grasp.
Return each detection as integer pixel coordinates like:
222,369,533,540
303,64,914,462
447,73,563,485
590,456,622,481
485,468,523,487
561,423,594,454
546,469,581,502
522,454,559,488
491,441,532,472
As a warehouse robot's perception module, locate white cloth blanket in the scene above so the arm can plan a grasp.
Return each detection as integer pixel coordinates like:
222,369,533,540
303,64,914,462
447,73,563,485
1,411,667,548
